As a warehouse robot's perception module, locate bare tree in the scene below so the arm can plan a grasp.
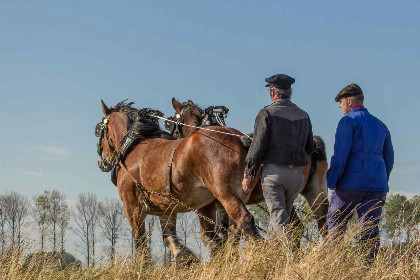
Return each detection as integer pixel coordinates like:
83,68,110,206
33,191,50,252
177,213,193,247
0,195,7,251
48,190,68,251
98,198,125,260
3,192,29,250
58,202,70,253
72,192,99,267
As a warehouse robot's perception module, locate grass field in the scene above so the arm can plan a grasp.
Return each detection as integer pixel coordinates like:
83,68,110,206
1,227,419,280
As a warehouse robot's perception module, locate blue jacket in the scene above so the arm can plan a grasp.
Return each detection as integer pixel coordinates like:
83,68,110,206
327,107,394,192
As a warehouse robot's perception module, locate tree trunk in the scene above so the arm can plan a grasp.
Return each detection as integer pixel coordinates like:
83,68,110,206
111,228,115,261
92,231,95,267
11,219,16,249
1,228,5,251
41,233,44,252
86,226,90,267
53,222,56,252
61,233,65,252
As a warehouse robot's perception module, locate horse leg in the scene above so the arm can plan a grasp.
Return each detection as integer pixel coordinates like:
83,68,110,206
301,159,329,237
159,213,198,264
119,190,150,259
212,183,259,240
289,206,303,249
197,200,229,256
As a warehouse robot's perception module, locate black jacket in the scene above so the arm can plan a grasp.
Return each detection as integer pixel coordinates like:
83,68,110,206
244,98,315,177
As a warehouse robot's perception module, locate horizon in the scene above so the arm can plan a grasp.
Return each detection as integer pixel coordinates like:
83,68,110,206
1,0,420,264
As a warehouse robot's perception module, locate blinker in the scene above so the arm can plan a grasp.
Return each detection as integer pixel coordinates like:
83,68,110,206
95,123,102,137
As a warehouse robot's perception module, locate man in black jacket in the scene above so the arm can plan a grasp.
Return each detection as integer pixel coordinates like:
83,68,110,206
242,74,315,234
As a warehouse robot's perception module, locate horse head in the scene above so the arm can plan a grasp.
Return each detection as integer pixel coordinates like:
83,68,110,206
95,100,130,172
168,98,205,138
96,100,170,172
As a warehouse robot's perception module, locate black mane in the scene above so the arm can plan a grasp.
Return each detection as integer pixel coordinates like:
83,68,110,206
111,100,174,140
111,100,138,126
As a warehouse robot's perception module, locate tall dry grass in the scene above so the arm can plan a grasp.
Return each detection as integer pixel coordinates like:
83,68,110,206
1,225,419,280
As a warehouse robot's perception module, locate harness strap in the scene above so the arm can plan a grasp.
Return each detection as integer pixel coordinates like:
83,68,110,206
166,139,184,193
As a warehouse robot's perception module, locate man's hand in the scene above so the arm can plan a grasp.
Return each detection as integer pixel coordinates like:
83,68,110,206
242,176,253,194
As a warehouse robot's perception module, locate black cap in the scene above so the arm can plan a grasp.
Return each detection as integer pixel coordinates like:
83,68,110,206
335,83,363,102
265,74,295,89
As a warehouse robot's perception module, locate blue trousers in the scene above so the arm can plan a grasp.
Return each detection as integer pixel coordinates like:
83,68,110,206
327,189,387,259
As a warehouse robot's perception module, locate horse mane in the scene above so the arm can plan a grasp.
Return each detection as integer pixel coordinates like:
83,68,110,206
111,100,175,140
182,102,204,118
111,100,138,126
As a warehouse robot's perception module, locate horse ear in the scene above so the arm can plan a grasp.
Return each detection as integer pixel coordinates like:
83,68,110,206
172,97,182,112
187,100,195,106
101,99,111,116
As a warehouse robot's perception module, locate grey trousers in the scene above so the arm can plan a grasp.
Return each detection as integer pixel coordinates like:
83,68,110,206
261,163,303,234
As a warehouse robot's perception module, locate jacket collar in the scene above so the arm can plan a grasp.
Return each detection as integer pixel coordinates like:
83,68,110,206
351,106,367,112
348,107,368,115
273,98,291,105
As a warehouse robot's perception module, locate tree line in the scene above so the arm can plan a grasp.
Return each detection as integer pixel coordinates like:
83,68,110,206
0,191,133,267
0,190,418,266
0,190,202,267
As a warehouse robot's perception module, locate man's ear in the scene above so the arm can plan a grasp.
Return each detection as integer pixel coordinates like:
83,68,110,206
172,97,182,112
101,99,111,116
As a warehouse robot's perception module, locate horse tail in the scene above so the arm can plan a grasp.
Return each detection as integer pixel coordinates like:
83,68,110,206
301,135,327,195
312,135,327,162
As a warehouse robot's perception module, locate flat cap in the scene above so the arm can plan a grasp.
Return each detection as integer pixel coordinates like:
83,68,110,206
335,83,363,102
265,74,295,89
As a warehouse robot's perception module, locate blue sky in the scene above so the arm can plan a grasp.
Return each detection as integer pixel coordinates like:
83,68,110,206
1,0,419,200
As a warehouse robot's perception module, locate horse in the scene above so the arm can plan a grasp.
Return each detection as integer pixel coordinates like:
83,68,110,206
168,98,329,239
96,100,263,262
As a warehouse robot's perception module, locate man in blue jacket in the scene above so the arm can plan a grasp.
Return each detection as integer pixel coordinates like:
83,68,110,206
327,83,394,260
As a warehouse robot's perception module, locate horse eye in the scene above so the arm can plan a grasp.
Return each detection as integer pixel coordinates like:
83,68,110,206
176,114,181,119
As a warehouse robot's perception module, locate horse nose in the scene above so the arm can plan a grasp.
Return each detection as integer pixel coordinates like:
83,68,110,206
98,158,105,170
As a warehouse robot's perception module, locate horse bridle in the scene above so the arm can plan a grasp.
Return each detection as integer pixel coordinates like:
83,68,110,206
95,113,128,172
165,103,205,138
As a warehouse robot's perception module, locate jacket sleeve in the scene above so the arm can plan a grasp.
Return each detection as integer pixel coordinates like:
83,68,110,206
305,117,315,156
244,109,270,177
327,117,354,189
383,128,394,181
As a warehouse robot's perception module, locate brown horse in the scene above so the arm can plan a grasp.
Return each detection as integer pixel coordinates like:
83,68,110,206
169,98,329,237
96,100,262,261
